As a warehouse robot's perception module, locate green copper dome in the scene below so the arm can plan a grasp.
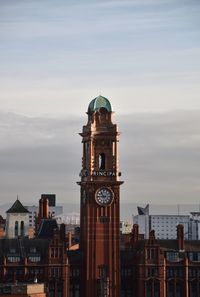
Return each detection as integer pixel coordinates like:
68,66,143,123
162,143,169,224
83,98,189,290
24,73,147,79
88,95,112,113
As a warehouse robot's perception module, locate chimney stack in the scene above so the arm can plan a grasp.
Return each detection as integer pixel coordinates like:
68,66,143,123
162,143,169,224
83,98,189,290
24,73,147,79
60,224,66,241
177,224,184,251
43,198,49,219
131,224,139,244
68,232,72,249
149,230,155,240
38,198,44,225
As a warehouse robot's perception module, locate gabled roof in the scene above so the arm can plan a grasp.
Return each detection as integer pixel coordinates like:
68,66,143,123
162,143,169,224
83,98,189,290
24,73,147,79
6,199,29,214
37,219,58,238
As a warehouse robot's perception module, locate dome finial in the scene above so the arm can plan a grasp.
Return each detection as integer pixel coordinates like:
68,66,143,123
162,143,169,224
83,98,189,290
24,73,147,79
88,95,112,113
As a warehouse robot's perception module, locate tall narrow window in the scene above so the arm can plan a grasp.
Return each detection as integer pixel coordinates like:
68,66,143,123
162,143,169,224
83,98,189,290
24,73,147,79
99,153,105,170
98,265,109,297
176,283,182,297
20,221,24,236
15,221,18,237
112,142,115,157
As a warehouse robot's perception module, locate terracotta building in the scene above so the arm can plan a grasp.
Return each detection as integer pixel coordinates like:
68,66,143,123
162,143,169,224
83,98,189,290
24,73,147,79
71,96,200,297
0,96,200,297
77,95,123,297
0,198,69,297
121,224,200,297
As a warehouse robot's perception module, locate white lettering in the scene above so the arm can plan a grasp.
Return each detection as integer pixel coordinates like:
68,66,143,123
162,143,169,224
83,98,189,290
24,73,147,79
91,171,116,176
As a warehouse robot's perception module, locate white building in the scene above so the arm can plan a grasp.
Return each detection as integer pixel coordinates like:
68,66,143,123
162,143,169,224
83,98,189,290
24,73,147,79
150,214,189,239
5,199,30,238
188,212,200,240
133,204,190,239
26,193,63,228
55,212,80,225
26,205,63,228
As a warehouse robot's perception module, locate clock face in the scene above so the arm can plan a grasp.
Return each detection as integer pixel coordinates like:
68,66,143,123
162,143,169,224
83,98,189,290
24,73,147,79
95,188,113,206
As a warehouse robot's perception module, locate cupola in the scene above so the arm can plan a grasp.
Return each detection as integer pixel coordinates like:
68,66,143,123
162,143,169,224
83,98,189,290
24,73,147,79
88,95,112,113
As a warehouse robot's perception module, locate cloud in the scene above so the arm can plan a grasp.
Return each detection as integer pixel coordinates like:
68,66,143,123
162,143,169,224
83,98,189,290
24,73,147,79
1,0,199,46
119,110,200,203
0,110,200,206
0,0,200,119
0,111,82,204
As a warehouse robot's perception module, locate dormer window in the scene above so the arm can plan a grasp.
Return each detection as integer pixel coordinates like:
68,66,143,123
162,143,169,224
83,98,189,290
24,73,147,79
166,252,183,262
7,248,20,263
30,247,37,253
7,256,20,263
28,255,41,262
9,248,16,254
189,252,200,262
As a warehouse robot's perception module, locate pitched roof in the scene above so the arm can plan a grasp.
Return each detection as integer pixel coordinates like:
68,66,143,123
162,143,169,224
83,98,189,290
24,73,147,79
6,199,29,214
37,219,58,238
158,239,200,252
0,237,50,261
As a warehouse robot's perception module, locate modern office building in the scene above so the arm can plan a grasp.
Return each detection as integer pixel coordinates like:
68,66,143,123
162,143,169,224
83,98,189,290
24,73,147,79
132,204,200,240
189,212,200,240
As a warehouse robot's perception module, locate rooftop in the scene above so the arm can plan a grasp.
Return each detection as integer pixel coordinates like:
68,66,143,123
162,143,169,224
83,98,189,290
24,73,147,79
0,283,45,295
6,199,29,214
37,219,58,238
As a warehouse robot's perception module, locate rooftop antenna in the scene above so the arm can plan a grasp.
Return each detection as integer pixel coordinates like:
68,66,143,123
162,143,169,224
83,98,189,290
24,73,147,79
177,204,180,216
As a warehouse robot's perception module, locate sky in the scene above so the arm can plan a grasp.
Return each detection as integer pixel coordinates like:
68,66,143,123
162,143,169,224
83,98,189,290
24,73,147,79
0,0,200,208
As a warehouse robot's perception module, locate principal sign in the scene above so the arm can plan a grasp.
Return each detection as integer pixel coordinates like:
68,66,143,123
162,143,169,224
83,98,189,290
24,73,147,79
92,171,116,177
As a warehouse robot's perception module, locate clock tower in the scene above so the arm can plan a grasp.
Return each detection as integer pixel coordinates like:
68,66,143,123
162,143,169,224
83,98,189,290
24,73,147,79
78,96,123,297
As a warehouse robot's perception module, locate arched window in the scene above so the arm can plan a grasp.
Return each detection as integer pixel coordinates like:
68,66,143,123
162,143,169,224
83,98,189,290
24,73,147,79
176,283,182,297
99,153,105,170
146,280,160,297
15,221,18,237
190,282,197,297
167,280,182,297
20,221,24,236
